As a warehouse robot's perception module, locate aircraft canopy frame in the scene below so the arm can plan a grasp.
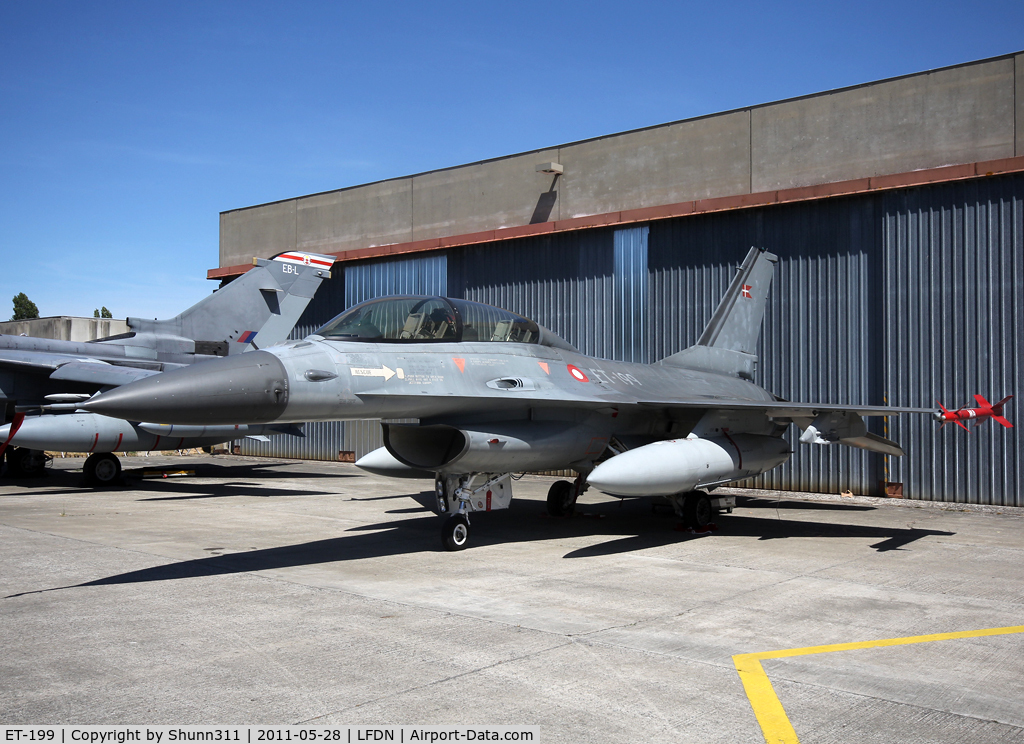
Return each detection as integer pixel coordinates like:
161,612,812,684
313,296,574,349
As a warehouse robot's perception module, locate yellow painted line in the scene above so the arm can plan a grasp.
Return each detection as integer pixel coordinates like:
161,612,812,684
733,624,1024,744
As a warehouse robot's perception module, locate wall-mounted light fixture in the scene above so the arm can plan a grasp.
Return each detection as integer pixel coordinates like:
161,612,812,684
535,162,564,175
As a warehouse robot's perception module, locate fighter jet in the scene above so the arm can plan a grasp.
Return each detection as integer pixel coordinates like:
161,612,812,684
0,251,334,483
83,247,930,547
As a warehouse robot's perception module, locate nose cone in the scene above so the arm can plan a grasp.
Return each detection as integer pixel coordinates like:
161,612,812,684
83,351,290,425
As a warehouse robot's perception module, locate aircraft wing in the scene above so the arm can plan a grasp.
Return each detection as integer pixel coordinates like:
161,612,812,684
0,349,101,372
637,398,931,457
0,349,161,387
636,399,933,417
48,362,160,387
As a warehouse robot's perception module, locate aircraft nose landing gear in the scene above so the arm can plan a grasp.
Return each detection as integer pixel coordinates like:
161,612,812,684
435,473,512,551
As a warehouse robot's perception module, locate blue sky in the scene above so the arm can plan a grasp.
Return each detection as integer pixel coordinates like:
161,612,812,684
1,1,1021,320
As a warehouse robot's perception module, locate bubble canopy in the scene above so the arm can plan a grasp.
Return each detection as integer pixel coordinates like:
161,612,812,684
313,296,577,350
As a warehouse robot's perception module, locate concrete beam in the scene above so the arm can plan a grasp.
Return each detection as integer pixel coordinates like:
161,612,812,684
210,155,1024,280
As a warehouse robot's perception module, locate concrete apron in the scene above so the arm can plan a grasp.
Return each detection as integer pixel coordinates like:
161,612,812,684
1,454,1022,742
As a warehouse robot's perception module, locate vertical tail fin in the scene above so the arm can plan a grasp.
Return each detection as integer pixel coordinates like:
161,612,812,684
659,247,778,379
695,246,778,353
123,252,335,357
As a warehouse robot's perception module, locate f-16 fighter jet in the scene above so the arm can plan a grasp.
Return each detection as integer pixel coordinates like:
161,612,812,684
83,247,931,547
0,252,334,483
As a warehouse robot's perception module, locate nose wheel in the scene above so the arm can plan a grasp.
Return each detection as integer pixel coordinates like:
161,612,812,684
441,514,470,551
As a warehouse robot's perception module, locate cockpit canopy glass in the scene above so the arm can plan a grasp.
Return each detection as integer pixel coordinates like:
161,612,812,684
313,296,546,345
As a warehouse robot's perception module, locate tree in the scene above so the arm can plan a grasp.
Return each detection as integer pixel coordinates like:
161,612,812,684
11,293,39,321
93,307,113,318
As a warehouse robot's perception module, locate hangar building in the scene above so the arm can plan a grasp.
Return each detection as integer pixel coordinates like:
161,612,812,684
212,51,1024,506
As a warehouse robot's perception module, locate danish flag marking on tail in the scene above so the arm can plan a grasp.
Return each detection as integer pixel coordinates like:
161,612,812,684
741,284,753,299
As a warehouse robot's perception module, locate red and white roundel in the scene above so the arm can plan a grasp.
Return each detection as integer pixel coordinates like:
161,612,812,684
567,364,589,382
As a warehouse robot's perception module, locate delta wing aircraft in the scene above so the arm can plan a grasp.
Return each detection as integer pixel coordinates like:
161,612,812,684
0,251,334,483
83,247,934,547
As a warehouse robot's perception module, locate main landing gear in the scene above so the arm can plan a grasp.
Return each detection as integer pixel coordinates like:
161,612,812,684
546,473,589,517
668,490,715,530
4,447,50,478
83,452,122,487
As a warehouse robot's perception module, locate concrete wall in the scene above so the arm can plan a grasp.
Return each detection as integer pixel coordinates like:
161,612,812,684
220,52,1022,269
0,317,129,342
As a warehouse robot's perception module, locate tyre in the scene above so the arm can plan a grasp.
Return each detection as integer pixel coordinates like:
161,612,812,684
7,448,46,477
441,514,470,551
84,452,121,486
682,491,712,530
546,480,575,517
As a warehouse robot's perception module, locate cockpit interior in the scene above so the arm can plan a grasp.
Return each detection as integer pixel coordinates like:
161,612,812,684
313,296,576,350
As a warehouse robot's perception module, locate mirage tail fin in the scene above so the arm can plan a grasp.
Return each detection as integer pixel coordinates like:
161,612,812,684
658,247,778,379
121,252,335,358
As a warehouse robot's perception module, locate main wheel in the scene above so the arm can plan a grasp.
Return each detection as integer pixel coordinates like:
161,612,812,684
84,452,121,486
7,448,46,477
682,491,712,530
441,514,470,551
546,480,575,517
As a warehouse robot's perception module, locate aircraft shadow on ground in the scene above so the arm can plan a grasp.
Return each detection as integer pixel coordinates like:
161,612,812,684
5,492,956,598
0,460,357,499
735,496,875,512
